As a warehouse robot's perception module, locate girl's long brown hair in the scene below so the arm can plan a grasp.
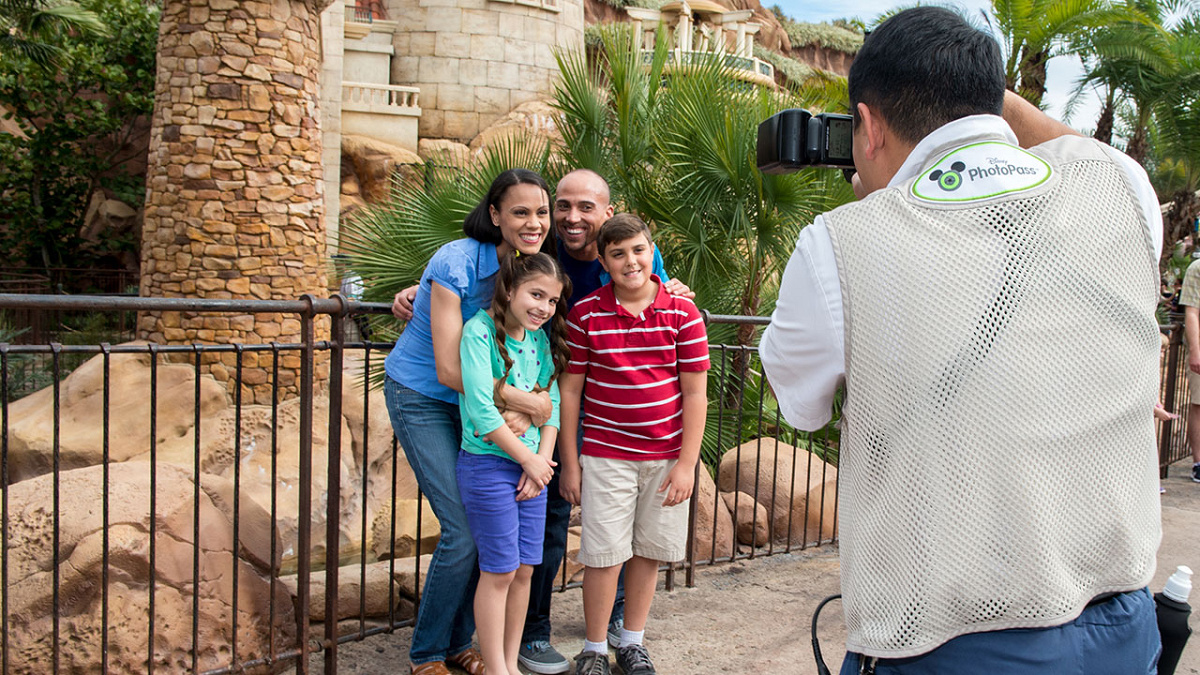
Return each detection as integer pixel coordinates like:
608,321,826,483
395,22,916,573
490,252,572,412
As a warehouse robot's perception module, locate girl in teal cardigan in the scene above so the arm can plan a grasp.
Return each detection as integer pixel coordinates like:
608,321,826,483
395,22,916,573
456,252,571,675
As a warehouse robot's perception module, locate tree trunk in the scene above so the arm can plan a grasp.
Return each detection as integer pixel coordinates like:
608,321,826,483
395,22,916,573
1016,47,1049,106
1093,90,1115,146
1125,123,1149,166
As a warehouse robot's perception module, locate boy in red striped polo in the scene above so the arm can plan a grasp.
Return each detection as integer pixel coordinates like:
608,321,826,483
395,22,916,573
558,214,709,675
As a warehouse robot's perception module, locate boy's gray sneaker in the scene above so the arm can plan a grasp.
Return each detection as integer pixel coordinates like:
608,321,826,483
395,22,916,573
606,616,624,648
615,643,656,675
573,650,611,675
519,641,571,674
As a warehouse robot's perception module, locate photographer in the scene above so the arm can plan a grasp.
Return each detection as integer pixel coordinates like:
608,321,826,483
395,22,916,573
760,7,1164,674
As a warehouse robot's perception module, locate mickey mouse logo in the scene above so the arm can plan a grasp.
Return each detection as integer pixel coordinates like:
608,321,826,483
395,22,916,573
929,161,966,191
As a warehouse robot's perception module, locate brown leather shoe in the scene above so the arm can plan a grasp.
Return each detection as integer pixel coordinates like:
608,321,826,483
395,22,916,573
447,647,487,675
411,661,452,675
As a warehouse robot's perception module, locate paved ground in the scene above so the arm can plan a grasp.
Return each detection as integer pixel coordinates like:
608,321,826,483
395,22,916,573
328,457,1200,674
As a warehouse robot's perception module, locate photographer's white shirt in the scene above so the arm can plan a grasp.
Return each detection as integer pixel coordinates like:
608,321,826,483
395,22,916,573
760,114,1163,431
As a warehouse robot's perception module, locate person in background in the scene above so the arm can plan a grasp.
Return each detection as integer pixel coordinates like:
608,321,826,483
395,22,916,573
1178,253,1200,482
761,7,1163,673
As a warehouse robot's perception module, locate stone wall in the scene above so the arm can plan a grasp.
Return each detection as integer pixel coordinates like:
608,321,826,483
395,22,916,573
388,0,584,142
140,0,331,403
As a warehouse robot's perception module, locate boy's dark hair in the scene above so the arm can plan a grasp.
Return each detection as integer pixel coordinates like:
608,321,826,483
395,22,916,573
597,213,653,257
463,168,552,246
849,7,1005,145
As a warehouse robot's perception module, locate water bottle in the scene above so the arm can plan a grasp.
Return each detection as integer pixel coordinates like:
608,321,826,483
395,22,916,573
1156,565,1193,675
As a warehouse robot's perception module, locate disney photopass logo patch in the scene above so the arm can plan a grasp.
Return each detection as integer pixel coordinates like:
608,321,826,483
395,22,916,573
912,142,1052,203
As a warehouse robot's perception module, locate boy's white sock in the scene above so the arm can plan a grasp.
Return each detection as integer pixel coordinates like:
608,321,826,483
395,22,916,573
584,639,608,655
618,629,645,648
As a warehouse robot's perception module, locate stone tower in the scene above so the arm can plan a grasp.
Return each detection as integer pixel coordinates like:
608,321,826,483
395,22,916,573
139,0,334,402
388,0,585,142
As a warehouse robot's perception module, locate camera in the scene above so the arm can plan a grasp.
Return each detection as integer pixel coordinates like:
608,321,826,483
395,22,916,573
757,109,855,173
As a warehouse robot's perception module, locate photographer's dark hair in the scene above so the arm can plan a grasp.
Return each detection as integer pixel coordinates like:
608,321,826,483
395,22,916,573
463,168,552,246
597,213,654,257
849,7,1004,144
490,252,572,411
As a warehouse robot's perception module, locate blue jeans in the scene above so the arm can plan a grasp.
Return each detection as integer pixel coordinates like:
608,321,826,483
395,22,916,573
839,588,1159,675
522,420,625,644
385,378,479,665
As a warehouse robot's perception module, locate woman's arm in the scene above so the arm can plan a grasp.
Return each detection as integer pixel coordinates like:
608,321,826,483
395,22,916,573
430,282,465,393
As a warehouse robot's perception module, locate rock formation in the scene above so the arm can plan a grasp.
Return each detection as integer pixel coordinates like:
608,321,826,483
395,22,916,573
5,346,425,583
718,437,838,546
0,462,294,674
722,490,770,546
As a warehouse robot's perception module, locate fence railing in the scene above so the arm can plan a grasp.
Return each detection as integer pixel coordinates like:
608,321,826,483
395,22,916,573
1159,319,1193,473
0,293,839,675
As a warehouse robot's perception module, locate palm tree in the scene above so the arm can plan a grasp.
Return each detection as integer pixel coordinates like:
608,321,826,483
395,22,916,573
1071,0,1177,145
553,25,853,346
988,0,1146,105
1151,12,1200,258
0,0,109,69
553,25,855,463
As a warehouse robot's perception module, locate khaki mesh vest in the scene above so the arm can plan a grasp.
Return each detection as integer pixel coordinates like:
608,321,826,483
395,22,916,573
823,135,1162,658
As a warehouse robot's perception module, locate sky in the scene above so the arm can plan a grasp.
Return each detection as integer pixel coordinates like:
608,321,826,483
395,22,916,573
770,0,1103,133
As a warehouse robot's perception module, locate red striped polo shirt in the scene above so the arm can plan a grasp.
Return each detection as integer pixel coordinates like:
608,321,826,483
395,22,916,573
565,275,710,461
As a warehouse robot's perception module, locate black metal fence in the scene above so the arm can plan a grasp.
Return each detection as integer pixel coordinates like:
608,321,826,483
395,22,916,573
1159,320,1194,473
0,294,839,675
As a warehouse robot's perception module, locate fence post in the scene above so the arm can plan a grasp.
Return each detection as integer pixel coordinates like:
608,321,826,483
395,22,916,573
324,297,347,675
1162,324,1184,478
296,296,315,675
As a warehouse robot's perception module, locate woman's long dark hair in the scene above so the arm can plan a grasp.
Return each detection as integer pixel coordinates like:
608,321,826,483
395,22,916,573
489,252,572,412
463,168,554,254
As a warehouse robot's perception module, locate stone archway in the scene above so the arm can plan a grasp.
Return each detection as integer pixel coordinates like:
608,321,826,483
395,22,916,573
139,0,337,402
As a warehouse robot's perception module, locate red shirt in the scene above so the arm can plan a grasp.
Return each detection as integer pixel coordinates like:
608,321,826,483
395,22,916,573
565,276,710,461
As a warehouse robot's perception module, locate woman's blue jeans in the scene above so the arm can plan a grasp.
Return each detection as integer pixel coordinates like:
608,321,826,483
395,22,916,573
385,377,479,665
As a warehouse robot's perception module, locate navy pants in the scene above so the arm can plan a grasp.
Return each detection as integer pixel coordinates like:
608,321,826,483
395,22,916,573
841,588,1160,675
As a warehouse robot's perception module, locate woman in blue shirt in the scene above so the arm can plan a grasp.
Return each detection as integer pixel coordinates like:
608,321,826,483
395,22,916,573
384,169,555,675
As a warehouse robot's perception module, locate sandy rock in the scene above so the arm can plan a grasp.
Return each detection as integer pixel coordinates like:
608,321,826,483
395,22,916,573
341,134,423,203
0,462,294,674
564,525,585,584
468,100,561,154
10,349,426,583
418,138,471,168
281,560,416,622
721,490,770,546
717,437,837,546
81,194,140,243
340,193,367,218
369,498,440,561
693,467,735,562
5,346,229,485
789,43,852,77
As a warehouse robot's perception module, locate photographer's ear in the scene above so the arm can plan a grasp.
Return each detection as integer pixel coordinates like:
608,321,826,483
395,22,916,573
855,102,886,161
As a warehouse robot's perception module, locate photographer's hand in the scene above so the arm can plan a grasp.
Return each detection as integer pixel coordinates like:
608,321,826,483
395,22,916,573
851,172,869,200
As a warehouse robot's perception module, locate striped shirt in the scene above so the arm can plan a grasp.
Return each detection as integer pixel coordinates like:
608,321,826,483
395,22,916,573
565,276,710,461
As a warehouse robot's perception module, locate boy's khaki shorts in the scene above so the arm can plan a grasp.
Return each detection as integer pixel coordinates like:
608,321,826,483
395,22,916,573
577,454,688,568
1190,369,1200,402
